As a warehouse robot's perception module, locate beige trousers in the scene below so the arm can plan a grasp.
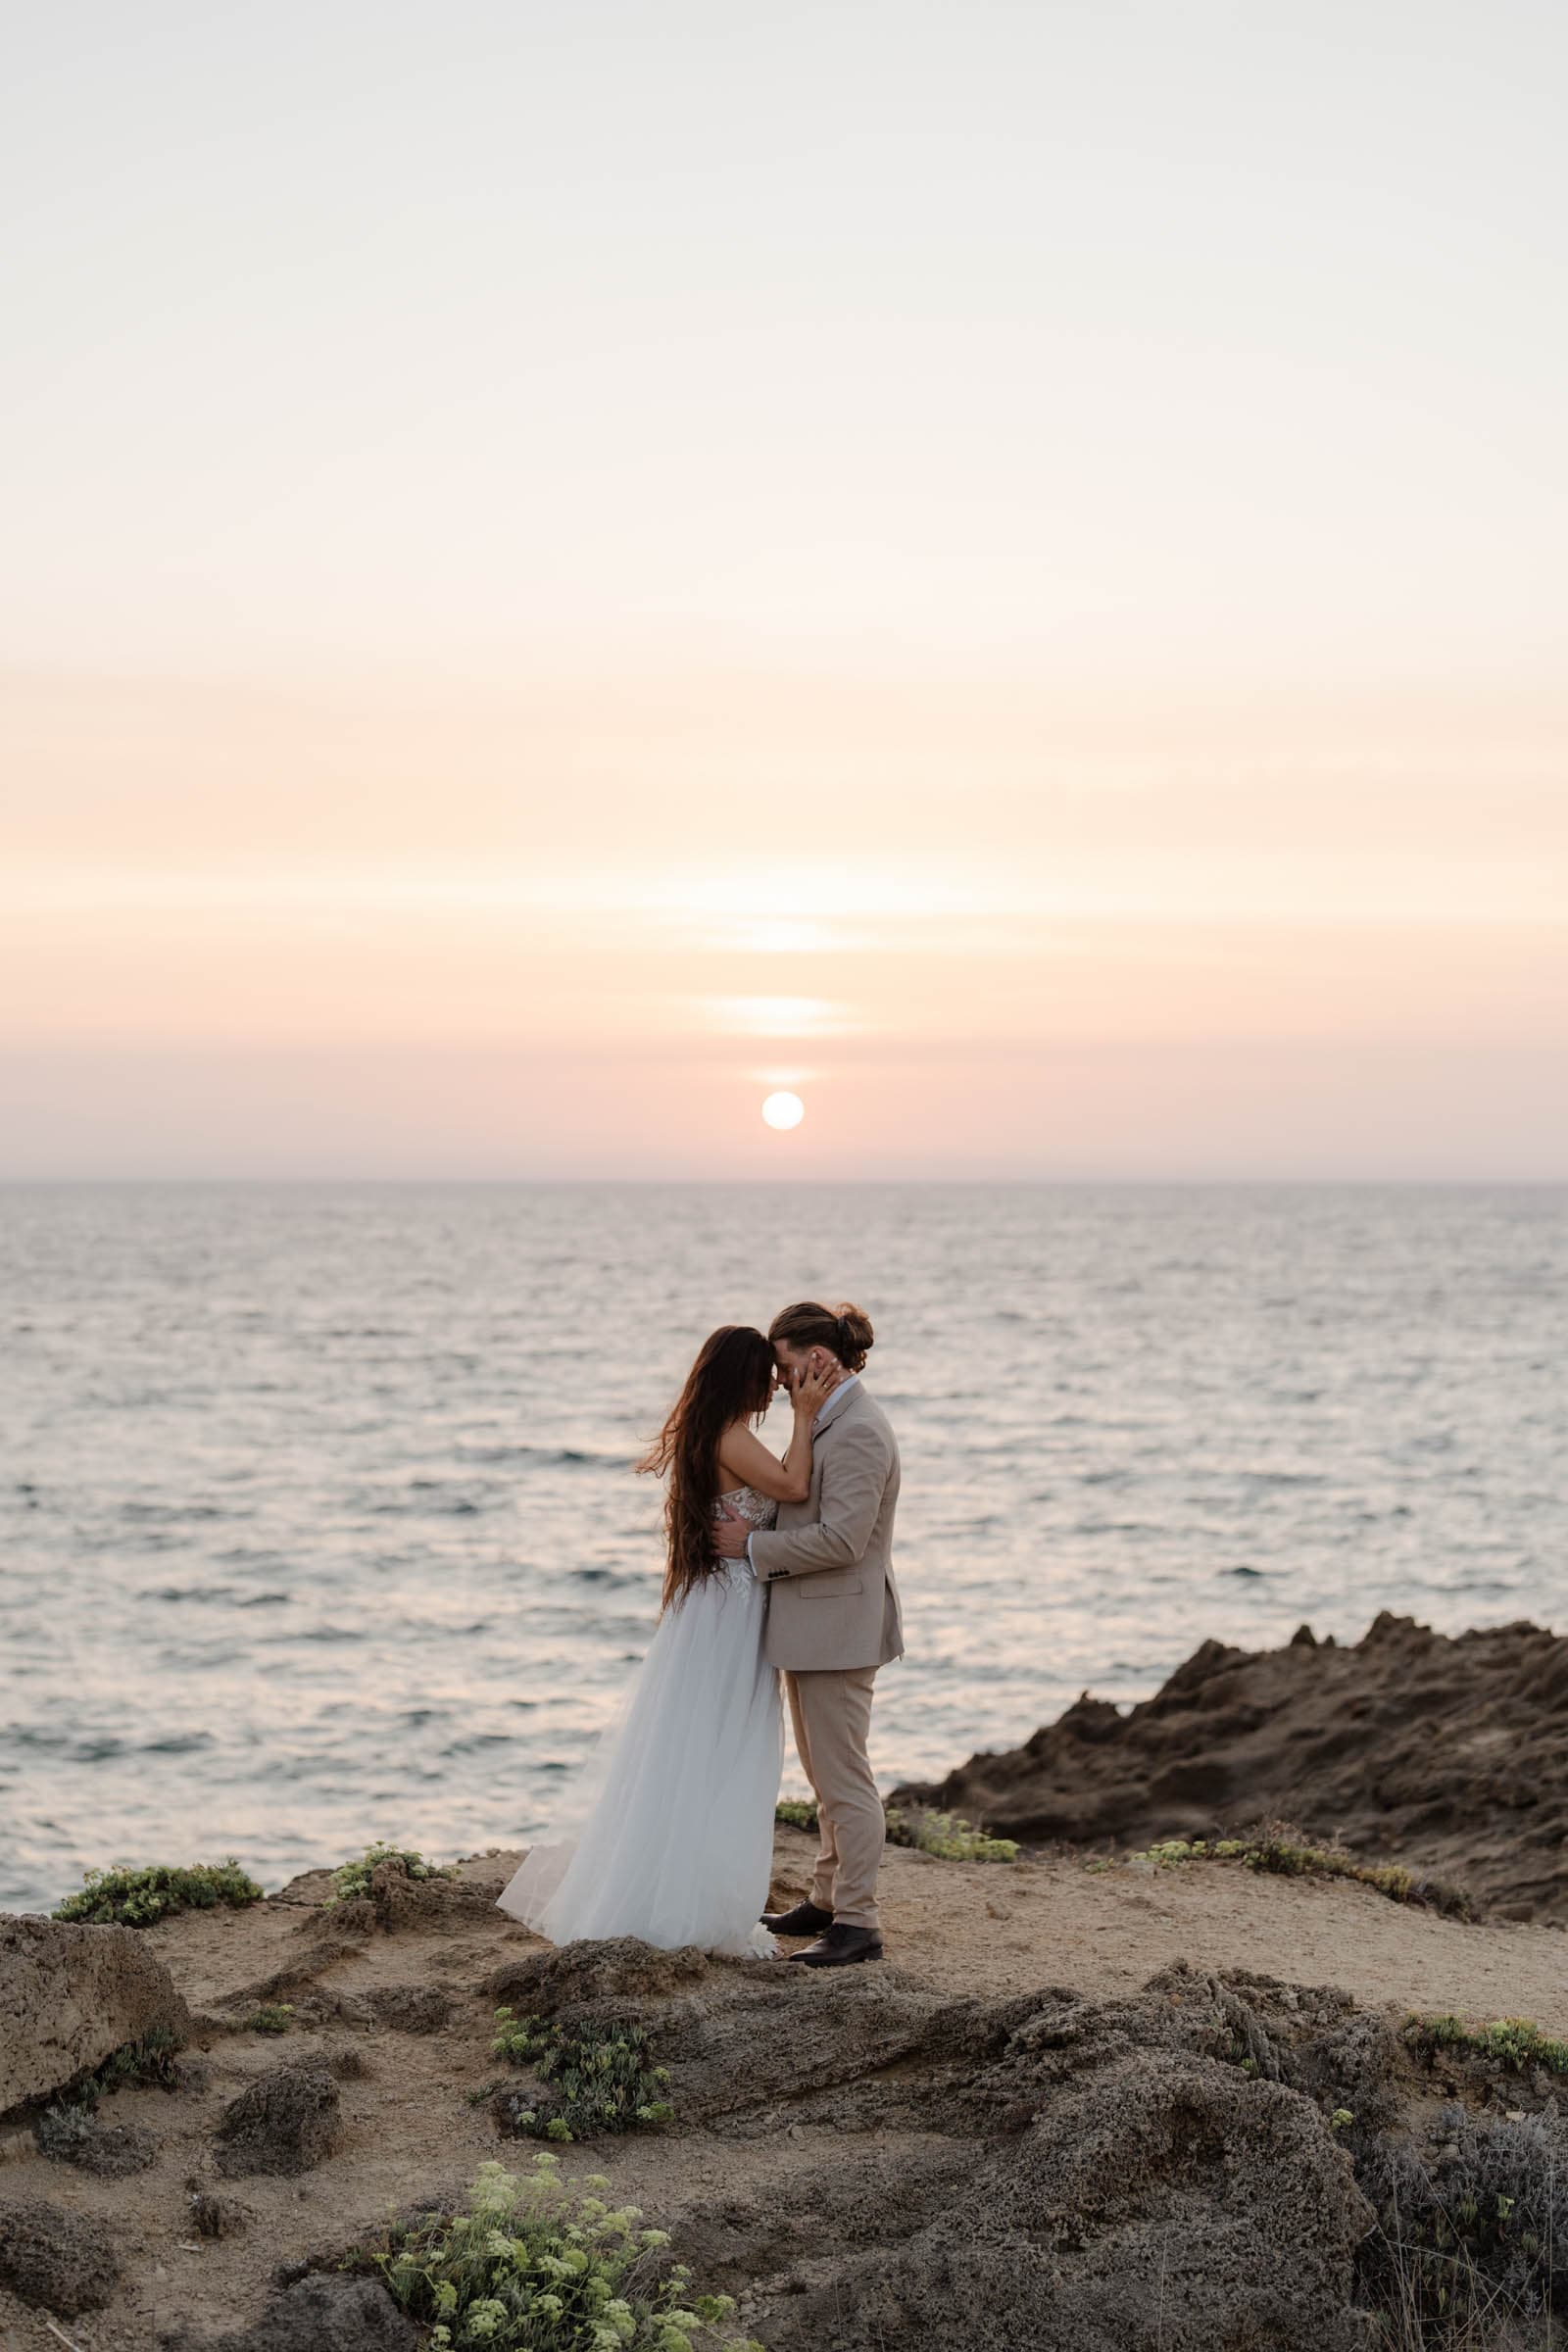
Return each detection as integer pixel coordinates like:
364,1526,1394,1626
783,1664,884,1931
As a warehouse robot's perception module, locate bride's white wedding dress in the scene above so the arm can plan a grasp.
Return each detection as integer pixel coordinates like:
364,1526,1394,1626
495,1485,785,1958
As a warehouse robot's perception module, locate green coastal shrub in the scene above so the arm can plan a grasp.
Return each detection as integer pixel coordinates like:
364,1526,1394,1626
361,2154,760,2351
88,2023,185,2095
323,1841,456,1907
774,1798,1017,1863
244,2003,295,2035
885,1806,1019,1863
41,2024,186,2132
490,2010,673,2142
1133,1833,1476,1919
52,1858,264,1927
1403,2012,1568,2079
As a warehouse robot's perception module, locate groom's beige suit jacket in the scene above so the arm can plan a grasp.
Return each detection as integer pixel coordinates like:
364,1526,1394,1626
750,1381,903,1673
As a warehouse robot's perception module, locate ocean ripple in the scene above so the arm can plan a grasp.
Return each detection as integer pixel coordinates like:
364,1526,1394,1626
2,1177,1563,1914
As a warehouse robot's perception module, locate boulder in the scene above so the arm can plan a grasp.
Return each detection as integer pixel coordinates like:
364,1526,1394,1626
213,2063,341,2177
0,1913,190,2114
184,2274,418,2350
485,1934,711,2014
0,2194,122,2316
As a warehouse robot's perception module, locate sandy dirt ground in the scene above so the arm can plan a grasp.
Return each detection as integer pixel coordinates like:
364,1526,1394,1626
3,1831,1565,2350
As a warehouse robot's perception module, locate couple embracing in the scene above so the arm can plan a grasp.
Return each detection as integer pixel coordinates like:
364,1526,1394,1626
497,1300,903,1967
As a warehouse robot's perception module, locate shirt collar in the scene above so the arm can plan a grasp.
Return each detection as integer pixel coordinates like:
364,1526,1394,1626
813,1371,861,1432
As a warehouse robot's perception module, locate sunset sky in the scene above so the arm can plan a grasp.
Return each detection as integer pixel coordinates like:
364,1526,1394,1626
3,1,1564,1177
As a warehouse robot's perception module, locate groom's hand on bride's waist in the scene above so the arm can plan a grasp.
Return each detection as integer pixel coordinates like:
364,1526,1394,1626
711,1505,751,1561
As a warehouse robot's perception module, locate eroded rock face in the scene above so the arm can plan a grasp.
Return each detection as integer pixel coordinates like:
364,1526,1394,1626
892,1612,1568,1920
213,2062,341,2177
0,2194,122,2316
650,1964,987,2129
188,2273,418,2350
356,1984,454,2035
485,1933,712,2014
710,2103,1374,2352
0,1913,191,2115
359,1858,504,1935
522,1943,1386,2351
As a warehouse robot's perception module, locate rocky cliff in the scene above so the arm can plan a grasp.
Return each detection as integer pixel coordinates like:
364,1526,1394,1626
892,1613,1568,1922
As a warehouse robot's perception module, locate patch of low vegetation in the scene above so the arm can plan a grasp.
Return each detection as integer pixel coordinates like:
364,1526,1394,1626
34,2097,158,2178
774,1797,1017,1863
52,1857,264,1927
357,2154,760,2351
34,2023,186,2171
85,2022,186,2095
886,1805,1019,1863
244,2003,295,2035
43,2024,187,2112
323,1840,456,1906
1403,2013,1568,2080
1353,2101,1568,2345
1132,1832,1477,1919
490,2008,674,2142
33,2100,100,2162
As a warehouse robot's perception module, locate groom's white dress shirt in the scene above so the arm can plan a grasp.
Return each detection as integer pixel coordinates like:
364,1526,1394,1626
744,1373,860,1578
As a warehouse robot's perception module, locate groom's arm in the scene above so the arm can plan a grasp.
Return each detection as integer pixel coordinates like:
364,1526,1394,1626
747,1418,892,1582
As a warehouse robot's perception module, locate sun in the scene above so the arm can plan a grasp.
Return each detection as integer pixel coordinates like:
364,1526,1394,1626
761,1090,806,1131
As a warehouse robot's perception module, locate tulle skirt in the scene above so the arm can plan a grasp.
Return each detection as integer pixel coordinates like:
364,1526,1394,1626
496,1562,784,1959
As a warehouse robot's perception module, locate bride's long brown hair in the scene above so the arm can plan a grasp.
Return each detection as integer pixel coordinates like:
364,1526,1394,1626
637,1325,776,1612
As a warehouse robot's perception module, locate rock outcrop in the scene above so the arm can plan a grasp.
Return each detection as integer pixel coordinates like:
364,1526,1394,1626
0,1912,191,2113
7,1765,1567,2346
213,2062,341,2177
485,1938,1388,2349
0,2193,122,2316
892,1612,1568,1920
177,2274,419,2351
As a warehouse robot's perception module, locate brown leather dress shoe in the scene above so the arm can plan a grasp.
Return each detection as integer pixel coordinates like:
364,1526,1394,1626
760,1899,835,1936
791,1922,883,1967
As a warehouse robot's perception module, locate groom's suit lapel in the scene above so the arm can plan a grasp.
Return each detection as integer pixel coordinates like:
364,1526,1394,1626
813,1381,865,1441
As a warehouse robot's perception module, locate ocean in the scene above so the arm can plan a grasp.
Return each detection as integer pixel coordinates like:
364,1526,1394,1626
2,1180,1563,1917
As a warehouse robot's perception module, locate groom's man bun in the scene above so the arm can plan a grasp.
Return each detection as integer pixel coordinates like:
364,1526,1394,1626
769,1299,875,1375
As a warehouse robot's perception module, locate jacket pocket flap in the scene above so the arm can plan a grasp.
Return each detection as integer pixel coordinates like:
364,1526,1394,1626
801,1578,864,1598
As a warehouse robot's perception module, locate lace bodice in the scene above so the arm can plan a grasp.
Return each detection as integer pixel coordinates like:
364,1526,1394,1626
713,1484,779,1532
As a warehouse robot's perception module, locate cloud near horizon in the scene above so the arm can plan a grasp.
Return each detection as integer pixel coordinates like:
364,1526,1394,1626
2,666,1564,1179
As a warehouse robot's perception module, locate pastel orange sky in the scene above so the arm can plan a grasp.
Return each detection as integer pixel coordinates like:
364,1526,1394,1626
2,5,1565,1176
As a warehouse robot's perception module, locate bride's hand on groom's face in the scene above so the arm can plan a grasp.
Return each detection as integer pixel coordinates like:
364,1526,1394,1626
793,1354,838,1418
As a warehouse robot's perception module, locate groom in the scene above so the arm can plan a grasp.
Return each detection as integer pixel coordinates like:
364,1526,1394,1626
711,1299,903,1967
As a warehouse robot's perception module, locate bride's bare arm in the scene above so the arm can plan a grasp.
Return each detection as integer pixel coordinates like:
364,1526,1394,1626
715,1418,811,1504
714,1357,833,1502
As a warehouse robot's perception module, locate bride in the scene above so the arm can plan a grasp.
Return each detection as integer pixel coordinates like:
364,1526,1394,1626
496,1325,834,1957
